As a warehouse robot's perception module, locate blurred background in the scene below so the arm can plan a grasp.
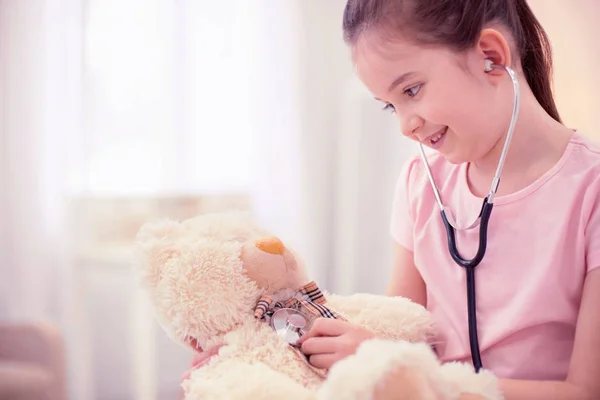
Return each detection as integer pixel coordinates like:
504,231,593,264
0,1,598,399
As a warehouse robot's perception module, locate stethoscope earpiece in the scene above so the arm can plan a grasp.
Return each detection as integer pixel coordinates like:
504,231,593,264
484,59,494,73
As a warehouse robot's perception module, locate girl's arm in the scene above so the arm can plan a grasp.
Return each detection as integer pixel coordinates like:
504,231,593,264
386,243,487,400
386,241,427,306
498,267,600,400
387,241,600,400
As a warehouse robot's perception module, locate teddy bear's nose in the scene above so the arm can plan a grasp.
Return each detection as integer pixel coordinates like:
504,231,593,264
255,236,285,255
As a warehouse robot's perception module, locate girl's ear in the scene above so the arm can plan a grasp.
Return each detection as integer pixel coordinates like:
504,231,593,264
477,28,513,78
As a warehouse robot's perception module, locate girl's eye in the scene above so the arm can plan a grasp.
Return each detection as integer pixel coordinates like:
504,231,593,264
382,103,395,113
404,84,422,98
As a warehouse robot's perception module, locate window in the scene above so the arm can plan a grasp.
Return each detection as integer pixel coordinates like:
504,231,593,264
79,0,258,196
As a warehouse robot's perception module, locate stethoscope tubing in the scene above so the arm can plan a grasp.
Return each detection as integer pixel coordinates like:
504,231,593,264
418,63,520,373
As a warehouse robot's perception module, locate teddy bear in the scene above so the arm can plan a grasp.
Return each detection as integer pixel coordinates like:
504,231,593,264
133,211,502,400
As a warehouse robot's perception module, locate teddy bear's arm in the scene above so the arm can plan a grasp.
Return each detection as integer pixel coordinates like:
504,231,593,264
317,339,453,400
324,292,434,342
184,359,317,400
318,339,503,400
439,362,503,400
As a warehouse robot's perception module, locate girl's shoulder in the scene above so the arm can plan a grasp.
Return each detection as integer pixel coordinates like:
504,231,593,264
569,131,600,161
559,131,600,185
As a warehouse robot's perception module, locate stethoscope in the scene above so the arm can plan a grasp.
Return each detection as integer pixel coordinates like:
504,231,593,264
417,60,520,372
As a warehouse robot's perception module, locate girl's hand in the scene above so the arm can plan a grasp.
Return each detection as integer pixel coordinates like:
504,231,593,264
298,318,375,369
181,344,223,382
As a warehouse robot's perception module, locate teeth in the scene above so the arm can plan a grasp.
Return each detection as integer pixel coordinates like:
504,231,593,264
430,132,443,144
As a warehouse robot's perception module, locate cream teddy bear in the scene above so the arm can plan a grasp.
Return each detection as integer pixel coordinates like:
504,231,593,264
133,211,502,400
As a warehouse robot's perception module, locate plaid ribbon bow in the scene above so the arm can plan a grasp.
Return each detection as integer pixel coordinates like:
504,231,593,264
254,281,346,322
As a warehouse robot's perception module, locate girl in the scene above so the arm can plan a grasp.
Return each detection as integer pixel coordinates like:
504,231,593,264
298,0,600,399
187,0,600,398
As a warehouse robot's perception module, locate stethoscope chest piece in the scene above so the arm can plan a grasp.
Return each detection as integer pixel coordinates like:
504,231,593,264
270,308,313,346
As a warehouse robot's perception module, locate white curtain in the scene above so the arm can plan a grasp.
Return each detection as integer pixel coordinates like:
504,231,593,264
0,0,76,330
0,1,94,399
1,1,415,399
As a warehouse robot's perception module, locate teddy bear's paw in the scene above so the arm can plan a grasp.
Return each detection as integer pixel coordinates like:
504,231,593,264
438,363,504,400
184,360,316,400
317,339,454,400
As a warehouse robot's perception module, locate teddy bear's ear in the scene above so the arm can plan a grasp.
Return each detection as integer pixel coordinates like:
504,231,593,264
134,218,185,290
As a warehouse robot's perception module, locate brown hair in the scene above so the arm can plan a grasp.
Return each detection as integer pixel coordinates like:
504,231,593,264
342,0,562,123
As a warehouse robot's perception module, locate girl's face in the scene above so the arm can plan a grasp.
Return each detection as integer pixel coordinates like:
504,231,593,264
352,32,512,164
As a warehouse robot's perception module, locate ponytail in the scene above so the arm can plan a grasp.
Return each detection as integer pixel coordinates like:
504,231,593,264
513,0,562,123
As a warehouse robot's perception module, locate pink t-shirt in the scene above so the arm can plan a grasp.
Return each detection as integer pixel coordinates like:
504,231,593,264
390,132,600,380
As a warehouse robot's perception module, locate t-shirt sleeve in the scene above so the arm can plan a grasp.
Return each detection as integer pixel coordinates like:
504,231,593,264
586,177,600,273
390,157,419,251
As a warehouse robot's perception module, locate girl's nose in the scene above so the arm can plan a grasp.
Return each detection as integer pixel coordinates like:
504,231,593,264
398,113,424,139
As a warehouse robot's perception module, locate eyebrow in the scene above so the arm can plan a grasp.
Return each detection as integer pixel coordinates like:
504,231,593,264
374,71,417,102
387,71,416,93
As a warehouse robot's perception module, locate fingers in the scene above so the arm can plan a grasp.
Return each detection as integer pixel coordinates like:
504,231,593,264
191,351,213,366
298,318,350,343
181,355,213,382
306,353,340,370
300,336,338,356
182,345,223,382
186,336,203,353
299,321,350,371
181,369,193,382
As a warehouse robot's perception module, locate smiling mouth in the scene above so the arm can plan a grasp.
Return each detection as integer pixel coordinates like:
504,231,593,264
426,127,447,146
